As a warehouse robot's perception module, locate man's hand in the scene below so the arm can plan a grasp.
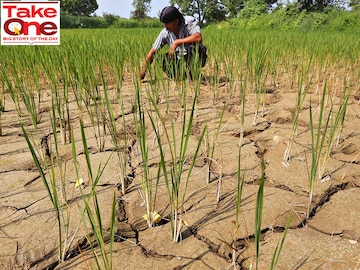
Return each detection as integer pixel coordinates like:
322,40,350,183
140,48,157,80
140,68,146,80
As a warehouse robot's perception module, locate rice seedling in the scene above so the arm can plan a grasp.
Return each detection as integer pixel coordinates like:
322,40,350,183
235,69,248,227
307,85,332,219
318,78,352,181
255,155,266,270
99,67,129,195
19,65,116,268
20,82,41,132
335,76,352,146
232,145,245,269
21,124,64,262
20,102,80,264
76,118,116,269
232,72,247,267
40,46,73,145
208,57,221,100
2,60,42,133
147,78,206,242
247,43,269,126
204,103,225,186
48,105,85,262
283,59,313,166
133,78,160,228
108,40,126,98
223,55,238,97
78,69,108,152
270,211,293,270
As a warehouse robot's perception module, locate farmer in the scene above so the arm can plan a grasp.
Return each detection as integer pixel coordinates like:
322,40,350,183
140,6,207,80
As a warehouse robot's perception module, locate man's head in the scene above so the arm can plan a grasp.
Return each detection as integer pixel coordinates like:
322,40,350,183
160,6,184,25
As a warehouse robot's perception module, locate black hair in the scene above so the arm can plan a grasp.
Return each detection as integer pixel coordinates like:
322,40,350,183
159,6,184,24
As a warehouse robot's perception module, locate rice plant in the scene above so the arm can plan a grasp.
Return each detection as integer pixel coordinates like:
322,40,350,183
255,156,266,270
248,43,268,126
317,80,351,181
21,124,64,263
17,44,118,268
307,85,332,219
133,78,160,228
99,67,129,195
270,211,293,270
283,59,313,166
204,103,225,187
3,62,42,133
148,79,206,242
335,76,352,147
235,69,248,229
40,47,72,145
76,118,116,269
232,72,247,268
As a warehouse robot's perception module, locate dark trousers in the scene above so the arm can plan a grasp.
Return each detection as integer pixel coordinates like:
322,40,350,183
162,44,207,79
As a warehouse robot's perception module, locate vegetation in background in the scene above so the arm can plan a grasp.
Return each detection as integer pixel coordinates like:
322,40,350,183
230,5,360,31
61,0,98,16
57,0,360,32
132,0,152,19
60,12,162,28
59,0,358,22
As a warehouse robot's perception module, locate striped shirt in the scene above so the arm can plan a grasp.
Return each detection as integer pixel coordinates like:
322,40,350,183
152,16,201,56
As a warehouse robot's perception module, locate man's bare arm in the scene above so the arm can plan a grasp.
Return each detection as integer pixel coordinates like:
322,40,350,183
140,48,157,80
169,32,202,56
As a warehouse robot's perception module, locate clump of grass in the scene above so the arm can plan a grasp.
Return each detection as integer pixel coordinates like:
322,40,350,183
318,78,351,179
148,80,206,242
21,124,64,263
307,85,331,219
76,118,116,269
4,63,42,133
204,103,225,190
78,86,108,153
283,61,312,166
247,43,268,126
21,103,116,268
133,79,160,228
40,48,72,145
97,65,129,195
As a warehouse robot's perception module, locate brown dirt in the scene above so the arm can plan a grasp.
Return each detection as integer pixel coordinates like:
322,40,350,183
1,70,360,270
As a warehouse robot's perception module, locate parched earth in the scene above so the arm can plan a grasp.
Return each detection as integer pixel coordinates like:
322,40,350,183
0,71,360,270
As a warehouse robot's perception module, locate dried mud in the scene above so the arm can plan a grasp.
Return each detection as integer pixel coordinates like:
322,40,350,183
1,73,360,270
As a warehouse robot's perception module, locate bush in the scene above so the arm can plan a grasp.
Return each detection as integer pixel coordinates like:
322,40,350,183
238,0,268,19
326,10,360,31
110,18,162,28
229,6,360,32
60,12,108,28
60,12,162,29
103,13,120,25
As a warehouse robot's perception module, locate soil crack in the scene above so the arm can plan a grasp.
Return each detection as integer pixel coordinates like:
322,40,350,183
189,226,229,261
302,181,351,225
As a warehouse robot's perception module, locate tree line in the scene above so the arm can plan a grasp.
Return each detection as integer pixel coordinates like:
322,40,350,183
61,0,360,24
59,0,359,31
